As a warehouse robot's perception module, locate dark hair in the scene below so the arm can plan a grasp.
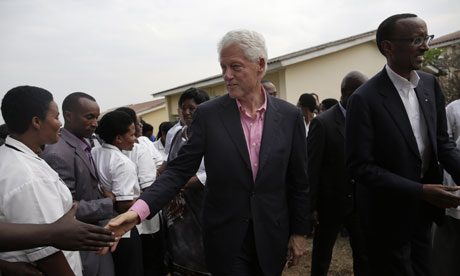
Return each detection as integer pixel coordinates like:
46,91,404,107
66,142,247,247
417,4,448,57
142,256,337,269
376,13,417,55
298,93,317,113
1,86,54,134
62,92,96,112
142,122,153,135
0,124,9,140
96,111,133,144
115,107,137,125
178,87,210,107
321,98,338,110
157,121,175,139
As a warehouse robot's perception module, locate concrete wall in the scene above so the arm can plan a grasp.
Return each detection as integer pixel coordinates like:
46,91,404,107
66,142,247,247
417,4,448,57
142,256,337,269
284,41,386,105
140,107,168,134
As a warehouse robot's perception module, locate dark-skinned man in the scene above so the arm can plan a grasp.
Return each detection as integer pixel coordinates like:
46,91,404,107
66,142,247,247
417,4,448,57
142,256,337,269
308,71,369,276
345,14,460,276
42,92,115,276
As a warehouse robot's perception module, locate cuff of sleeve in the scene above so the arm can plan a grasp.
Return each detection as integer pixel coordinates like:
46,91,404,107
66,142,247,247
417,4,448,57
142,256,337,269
139,181,154,190
115,195,134,201
26,246,60,262
129,199,150,223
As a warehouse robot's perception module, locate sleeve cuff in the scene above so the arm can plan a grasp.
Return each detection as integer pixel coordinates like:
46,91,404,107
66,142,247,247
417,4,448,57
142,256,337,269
129,199,150,223
196,171,207,185
26,246,60,262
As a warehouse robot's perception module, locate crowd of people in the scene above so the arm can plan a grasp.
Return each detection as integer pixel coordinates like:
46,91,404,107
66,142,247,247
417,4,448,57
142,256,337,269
1,12,460,276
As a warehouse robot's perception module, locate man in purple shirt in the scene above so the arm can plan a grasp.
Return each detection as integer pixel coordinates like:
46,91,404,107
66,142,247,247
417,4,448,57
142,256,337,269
106,29,310,276
42,92,115,276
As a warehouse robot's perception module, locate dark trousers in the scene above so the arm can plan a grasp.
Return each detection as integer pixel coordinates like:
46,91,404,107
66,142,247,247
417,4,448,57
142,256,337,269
432,215,460,276
112,227,144,276
311,211,368,276
142,230,166,276
365,206,433,276
80,250,115,276
226,222,267,276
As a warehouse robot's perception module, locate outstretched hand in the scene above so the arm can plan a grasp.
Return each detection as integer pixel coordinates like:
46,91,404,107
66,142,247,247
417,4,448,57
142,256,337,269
421,184,460,208
99,210,140,255
51,203,115,251
286,234,307,268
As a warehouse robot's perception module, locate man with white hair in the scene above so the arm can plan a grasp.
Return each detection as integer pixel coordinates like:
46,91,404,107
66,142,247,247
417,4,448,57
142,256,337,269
105,29,310,276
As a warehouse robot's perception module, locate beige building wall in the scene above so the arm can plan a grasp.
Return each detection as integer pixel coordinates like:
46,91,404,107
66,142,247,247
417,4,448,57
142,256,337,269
140,107,168,133
284,41,386,105
160,40,386,118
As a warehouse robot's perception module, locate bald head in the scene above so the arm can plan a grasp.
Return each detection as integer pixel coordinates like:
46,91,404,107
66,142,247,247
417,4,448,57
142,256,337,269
340,71,368,108
262,80,277,97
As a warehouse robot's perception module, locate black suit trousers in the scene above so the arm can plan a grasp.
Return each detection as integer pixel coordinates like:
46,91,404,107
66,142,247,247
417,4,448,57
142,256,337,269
364,203,433,276
311,210,368,276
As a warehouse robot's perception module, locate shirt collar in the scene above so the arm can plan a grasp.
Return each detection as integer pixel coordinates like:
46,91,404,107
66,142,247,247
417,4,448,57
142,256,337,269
236,85,267,118
385,64,420,92
4,136,40,158
62,128,91,152
338,101,346,117
102,143,121,151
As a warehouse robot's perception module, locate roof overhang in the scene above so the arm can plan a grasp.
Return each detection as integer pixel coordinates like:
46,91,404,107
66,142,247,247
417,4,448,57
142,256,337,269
151,30,376,98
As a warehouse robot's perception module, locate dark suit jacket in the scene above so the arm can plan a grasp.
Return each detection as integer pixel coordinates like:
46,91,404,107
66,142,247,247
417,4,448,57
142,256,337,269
308,104,354,219
139,93,310,275
42,129,113,224
345,68,460,243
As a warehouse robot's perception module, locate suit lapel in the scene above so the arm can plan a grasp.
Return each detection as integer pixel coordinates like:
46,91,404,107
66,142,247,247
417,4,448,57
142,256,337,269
379,70,421,159
218,95,252,170
61,130,99,180
333,104,345,138
414,78,437,155
257,95,281,176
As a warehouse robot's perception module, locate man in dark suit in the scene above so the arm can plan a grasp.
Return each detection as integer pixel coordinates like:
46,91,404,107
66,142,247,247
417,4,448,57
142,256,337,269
308,71,369,276
42,92,115,276
345,14,460,276
105,29,310,276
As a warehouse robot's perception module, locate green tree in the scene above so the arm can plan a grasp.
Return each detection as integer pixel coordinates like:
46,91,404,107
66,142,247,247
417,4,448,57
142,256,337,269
424,45,460,105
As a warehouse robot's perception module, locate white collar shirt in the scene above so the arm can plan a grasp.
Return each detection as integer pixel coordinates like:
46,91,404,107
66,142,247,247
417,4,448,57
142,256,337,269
92,143,139,201
0,136,82,275
137,136,165,167
386,64,431,175
123,142,156,190
152,139,167,166
446,99,460,141
123,142,160,234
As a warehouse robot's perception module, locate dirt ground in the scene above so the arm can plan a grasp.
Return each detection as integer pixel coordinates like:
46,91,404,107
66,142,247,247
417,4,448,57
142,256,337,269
282,235,353,276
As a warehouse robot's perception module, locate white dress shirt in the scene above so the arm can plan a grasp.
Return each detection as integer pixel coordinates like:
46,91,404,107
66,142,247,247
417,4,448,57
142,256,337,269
137,136,165,167
443,136,460,219
386,65,431,175
446,99,460,141
123,143,160,234
92,143,140,238
0,136,82,276
152,139,167,166
92,143,139,201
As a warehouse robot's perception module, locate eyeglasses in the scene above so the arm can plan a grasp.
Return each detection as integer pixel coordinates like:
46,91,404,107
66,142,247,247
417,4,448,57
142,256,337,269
390,35,434,46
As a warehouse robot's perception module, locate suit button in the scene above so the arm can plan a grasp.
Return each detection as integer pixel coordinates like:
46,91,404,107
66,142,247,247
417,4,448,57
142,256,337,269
251,192,256,196
244,218,250,223
347,194,352,198
350,179,356,184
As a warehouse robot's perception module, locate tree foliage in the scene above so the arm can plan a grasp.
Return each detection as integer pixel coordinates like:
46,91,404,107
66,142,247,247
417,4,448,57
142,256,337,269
424,45,460,105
